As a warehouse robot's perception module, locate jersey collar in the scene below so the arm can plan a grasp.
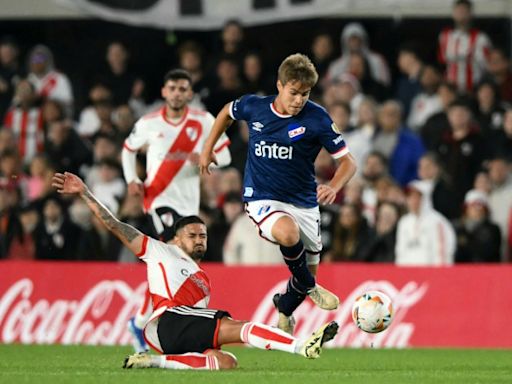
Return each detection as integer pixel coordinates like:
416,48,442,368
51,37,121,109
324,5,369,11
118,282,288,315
270,101,292,118
162,105,189,126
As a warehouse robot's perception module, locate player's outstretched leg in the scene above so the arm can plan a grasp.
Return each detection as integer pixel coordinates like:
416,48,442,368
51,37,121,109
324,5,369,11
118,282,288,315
240,320,339,359
123,350,237,370
127,288,151,353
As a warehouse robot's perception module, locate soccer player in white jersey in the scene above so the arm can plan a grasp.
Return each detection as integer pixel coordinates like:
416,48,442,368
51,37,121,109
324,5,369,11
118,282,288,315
52,172,338,370
199,53,357,335
122,69,232,352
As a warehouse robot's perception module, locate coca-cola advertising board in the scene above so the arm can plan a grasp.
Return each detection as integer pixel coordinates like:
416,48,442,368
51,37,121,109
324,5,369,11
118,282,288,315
1,261,511,348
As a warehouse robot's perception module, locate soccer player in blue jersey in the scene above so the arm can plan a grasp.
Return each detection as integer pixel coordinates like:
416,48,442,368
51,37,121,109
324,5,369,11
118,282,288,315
199,53,357,334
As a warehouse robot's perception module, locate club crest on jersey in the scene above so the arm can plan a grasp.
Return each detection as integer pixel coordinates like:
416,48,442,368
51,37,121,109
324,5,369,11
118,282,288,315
186,126,199,141
287,123,306,141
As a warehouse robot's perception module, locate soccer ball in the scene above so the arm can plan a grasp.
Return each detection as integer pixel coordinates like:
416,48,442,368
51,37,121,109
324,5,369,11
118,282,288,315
352,291,393,333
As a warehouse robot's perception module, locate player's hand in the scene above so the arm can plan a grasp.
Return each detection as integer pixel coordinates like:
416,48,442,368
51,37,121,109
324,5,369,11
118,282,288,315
52,172,86,195
127,181,144,197
317,184,337,205
198,150,218,175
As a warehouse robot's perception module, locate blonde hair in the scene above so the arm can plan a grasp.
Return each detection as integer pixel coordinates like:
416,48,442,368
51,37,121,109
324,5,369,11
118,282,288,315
277,53,318,88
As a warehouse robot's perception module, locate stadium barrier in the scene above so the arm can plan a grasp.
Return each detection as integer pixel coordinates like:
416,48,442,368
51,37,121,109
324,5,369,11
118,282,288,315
0,261,510,348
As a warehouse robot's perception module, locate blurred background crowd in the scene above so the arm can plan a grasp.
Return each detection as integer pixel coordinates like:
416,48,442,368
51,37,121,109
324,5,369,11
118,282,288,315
0,0,511,265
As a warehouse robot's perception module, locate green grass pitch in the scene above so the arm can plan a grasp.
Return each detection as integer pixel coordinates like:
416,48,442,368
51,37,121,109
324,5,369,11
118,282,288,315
0,345,510,384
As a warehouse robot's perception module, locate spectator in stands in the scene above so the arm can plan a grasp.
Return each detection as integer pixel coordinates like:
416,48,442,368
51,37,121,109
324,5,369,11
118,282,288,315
487,108,512,161
212,19,247,71
473,79,507,138
360,151,388,224
7,203,38,260
205,191,243,262
88,158,125,214
310,32,335,85
347,51,389,102
0,128,15,157
373,100,425,186
95,42,145,113
91,98,117,140
454,189,501,262
0,37,21,121
3,79,44,165
26,154,54,202
395,42,424,120
438,0,492,93
360,201,402,263
113,104,136,141
338,98,375,173
487,156,512,260
407,65,443,132
205,56,243,116
327,22,390,86
33,194,81,260
27,45,73,115
421,81,458,151
45,118,92,176
322,73,363,126
323,202,373,262
177,41,210,108
395,180,456,266
0,149,26,196
242,51,272,96
0,179,22,258
435,98,486,207
484,48,512,103
223,213,283,265
77,83,113,138
417,152,459,220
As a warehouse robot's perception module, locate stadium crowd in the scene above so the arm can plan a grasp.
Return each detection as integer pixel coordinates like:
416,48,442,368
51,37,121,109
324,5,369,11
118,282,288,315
0,0,511,264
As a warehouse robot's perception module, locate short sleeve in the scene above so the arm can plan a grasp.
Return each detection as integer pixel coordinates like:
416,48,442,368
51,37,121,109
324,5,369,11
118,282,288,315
228,94,255,121
123,119,148,152
137,236,183,261
317,114,350,159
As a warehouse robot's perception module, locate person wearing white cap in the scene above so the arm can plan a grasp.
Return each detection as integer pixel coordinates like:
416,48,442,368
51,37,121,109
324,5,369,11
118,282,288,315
453,189,501,262
395,179,456,266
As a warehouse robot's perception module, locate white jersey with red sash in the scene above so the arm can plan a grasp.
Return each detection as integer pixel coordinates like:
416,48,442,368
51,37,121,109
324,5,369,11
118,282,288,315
438,27,491,92
123,106,230,216
28,70,73,107
3,107,44,164
136,236,211,353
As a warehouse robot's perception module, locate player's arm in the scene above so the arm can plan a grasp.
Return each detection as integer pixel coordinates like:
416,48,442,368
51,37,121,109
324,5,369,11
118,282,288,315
122,120,147,196
52,172,145,255
317,152,357,205
199,103,234,175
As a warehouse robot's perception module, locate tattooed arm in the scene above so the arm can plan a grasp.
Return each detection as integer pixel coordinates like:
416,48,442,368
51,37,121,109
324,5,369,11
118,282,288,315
52,172,145,255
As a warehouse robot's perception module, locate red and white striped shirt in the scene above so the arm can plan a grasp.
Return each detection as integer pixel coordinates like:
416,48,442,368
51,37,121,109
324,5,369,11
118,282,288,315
3,107,44,164
438,27,491,92
122,106,230,215
137,236,212,352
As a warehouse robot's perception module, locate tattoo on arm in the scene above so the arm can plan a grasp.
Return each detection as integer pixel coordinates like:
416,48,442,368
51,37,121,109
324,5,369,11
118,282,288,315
81,189,141,243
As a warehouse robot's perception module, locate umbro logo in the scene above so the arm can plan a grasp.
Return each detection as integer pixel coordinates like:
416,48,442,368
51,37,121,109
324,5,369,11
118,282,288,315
251,121,264,132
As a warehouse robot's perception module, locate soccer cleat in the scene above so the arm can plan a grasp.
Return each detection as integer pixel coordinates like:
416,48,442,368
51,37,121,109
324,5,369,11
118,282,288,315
300,321,339,359
307,284,340,310
127,317,149,353
123,353,152,369
273,293,296,335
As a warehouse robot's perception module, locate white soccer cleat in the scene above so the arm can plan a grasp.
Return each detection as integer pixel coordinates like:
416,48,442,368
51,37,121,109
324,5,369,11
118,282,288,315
123,353,152,369
307,284,340,310
277,312,296,335
300,321,339,359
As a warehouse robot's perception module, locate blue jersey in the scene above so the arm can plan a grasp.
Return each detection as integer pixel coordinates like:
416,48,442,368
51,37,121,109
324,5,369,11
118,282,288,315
229,94,349,208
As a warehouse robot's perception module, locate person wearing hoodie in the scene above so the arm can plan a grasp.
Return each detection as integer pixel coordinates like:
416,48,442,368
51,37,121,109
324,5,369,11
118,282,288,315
326,22,390,87
395,179,456,266
26,45,73,115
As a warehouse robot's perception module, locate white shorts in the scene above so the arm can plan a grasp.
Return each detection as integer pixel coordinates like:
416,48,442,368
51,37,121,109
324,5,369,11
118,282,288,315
245,200,322,265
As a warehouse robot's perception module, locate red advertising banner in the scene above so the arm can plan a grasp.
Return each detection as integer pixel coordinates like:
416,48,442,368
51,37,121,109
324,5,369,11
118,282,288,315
0,261,511,348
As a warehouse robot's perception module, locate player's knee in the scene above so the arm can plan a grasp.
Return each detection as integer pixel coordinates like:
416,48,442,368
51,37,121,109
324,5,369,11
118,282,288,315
272,217,300,246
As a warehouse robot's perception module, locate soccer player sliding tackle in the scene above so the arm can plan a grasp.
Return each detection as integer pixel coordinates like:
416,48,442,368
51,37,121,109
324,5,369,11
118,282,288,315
52,172,339,370
199,53,357,334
